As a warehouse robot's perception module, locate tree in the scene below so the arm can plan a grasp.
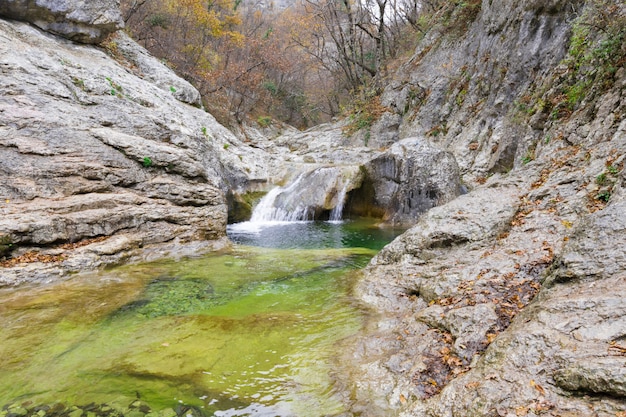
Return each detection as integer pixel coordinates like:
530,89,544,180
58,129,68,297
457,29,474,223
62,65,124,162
120,0,435,128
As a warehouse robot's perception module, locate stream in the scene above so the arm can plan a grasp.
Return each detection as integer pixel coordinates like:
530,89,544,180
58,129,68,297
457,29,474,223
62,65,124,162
0,219,401,416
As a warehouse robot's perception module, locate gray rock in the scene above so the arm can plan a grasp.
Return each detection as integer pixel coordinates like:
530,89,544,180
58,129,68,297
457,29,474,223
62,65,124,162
347,76,626,415
554,358,626,397
0,0,123,44
110,31,202,107
359,138,462,225
0,19,270,285
252,165,364,221
378,0,575,180
551,198,626,283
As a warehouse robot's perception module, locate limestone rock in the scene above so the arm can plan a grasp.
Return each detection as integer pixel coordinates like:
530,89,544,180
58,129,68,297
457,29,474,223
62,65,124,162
378,0,576,180
554,358,626,398
0,0,124,44
358,138,462,225
253,165,364,221
0,19,270,285
346,63,626,416
109,31,202,107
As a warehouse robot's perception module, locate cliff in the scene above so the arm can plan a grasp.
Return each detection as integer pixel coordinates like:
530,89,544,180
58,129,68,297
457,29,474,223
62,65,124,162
0,11,272,285
346,0,626,416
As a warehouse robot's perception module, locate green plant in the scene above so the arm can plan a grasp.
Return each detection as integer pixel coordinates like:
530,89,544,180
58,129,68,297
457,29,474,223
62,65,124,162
72,77,85,91
597,191,611,202
565,80,591,108
426,124,448,137
440,0,482,37
556,0,626,114
456,88,468,106
223,144,230,150
0,234,13,258
262,81,278,96
257,116,272,128
521,144,536,165
596,172,608,185
148,13,169,29
142,157,153,167
201,126,207,136
106,77,123,97
169,86,177,93
607,165,619,174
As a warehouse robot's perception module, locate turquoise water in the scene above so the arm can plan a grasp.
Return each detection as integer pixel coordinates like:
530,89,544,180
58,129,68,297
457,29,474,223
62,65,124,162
0,220,400,416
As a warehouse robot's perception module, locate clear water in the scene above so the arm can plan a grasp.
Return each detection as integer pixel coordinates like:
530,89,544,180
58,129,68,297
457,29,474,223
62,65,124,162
0,219,401,416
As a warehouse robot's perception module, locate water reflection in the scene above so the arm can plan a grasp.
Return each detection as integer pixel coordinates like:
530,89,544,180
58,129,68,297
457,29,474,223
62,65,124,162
227,219,401,251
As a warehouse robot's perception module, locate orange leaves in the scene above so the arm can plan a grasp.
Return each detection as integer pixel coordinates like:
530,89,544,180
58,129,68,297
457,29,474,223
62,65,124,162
529,379,545,396
0,236,108,268
169,0,241,37
608,340,626,356
0,251,65,268
512,381,553,416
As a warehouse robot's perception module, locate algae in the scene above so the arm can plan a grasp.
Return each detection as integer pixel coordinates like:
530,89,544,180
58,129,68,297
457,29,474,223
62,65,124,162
0,220,400,416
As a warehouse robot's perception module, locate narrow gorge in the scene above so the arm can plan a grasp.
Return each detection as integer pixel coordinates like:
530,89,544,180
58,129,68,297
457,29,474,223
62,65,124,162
1,0,625,416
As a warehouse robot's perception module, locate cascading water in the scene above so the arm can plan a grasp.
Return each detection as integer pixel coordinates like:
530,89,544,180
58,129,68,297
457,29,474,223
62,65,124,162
250,173,313,222
329,183,349,222
248,166,362,223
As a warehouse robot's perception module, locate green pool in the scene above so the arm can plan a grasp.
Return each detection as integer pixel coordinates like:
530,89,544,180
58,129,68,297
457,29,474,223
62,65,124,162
0,220,401,416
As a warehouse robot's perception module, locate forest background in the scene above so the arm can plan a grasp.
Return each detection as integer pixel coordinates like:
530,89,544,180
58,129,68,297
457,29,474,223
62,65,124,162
120,0,479,130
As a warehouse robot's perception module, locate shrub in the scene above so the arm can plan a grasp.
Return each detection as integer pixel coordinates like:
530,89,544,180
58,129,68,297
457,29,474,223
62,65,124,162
142,157,153,167
257,116,272,128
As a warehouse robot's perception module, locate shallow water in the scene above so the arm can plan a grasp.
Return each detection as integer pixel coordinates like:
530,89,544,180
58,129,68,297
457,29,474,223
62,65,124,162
0,220,401,416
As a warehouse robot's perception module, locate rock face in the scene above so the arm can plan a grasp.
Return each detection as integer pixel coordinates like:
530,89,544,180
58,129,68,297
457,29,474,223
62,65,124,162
251,165,364,221
0,0,124,44
355,138,462,225
0,19,271,285
378,0,577,180
342,0,626,415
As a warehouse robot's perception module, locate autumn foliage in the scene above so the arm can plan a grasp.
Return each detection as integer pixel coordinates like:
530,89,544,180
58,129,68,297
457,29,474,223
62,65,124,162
121,0,464,129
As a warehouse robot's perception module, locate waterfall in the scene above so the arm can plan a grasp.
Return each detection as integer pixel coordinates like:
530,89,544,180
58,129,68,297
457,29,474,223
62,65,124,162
328,183,349,222
247,166,362,224
250,174,313,222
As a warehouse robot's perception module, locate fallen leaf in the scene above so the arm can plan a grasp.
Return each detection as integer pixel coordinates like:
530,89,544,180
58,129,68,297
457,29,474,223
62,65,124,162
515,405,529,416
530,379,545,395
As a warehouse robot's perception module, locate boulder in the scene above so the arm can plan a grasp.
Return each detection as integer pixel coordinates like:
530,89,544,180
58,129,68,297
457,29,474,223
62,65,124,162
0,0,124,44
354,137,462,225
344,64,626,416
251,165,364,221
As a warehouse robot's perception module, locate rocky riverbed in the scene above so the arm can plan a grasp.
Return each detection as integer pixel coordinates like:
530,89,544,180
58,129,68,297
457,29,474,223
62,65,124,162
1,0,625,416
